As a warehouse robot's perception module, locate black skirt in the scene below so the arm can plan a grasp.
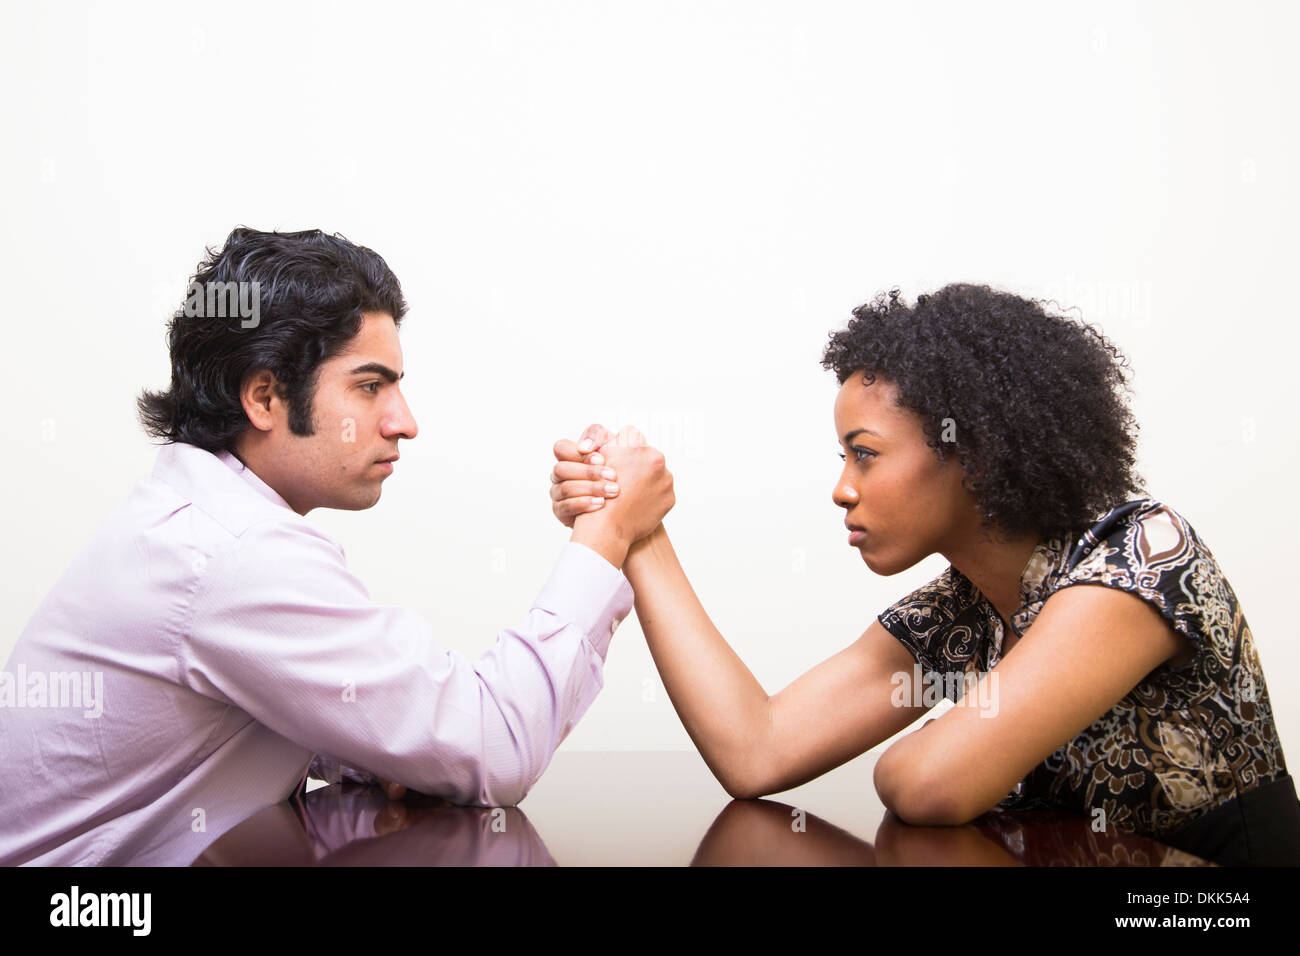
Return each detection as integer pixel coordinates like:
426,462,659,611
1162,773,1300,866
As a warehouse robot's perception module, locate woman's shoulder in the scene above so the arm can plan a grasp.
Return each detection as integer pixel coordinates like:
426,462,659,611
1051,497,1240,667
878,564,995,672
1063,497,1209,580
880,564,982,621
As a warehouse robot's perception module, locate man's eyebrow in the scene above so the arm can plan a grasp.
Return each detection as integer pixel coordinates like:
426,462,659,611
841,428,882,443
348,363,404,383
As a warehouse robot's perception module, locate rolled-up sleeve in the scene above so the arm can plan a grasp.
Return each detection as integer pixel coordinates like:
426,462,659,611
178,519,633,807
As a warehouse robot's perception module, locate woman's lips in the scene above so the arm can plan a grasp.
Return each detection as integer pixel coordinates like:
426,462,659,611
848,530,866,546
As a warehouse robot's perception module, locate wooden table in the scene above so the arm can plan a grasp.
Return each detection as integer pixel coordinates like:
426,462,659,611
193,749,1215,866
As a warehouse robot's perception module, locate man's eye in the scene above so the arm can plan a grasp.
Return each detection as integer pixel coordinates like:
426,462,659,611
362,382,381,394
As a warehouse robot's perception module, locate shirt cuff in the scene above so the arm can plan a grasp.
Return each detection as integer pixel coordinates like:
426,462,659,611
530,541,635,660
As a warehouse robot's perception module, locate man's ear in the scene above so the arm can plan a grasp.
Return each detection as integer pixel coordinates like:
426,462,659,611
240,369,279,432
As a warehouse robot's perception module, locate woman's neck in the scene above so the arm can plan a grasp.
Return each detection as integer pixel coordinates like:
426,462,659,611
942,527,1041,627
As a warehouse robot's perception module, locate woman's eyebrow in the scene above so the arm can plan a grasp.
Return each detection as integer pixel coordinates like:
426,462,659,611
841,427,882,443
348,362,404,383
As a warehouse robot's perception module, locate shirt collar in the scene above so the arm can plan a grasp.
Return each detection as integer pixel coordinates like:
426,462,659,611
1009,534,1073,634
214,449,295,513
1017,536,1068,607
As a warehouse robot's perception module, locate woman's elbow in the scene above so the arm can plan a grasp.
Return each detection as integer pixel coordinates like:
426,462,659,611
713,754,775,801
874,754,978,826
721,775,768,801
884,786,977,827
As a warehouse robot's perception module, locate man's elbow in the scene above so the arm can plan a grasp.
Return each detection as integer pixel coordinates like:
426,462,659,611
402,745,536,809
472,762,537,808
431,775,528,809
480,785,528,809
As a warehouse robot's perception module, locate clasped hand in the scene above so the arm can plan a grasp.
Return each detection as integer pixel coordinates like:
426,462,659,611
549,424,675,548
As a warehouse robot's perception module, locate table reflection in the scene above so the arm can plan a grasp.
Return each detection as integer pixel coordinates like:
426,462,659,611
193,785,553,866
691,799,1211,866
194,782,1214,866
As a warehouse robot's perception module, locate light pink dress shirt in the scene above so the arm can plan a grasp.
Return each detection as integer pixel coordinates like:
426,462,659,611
0,441,633,865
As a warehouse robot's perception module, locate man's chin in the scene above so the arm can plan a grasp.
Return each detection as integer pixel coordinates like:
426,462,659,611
325,488,384,512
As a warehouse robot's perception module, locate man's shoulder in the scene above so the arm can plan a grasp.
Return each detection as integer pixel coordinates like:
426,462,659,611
79,445,350,601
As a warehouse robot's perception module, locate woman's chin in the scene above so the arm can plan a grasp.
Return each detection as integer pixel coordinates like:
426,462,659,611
860,547,908,577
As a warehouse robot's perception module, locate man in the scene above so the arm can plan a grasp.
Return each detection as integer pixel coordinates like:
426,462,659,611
0,227,673,865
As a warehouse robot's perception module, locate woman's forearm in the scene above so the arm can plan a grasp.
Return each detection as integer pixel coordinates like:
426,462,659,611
623,524,772,797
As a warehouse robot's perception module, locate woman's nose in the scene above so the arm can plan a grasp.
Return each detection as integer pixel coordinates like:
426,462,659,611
833,474,858,509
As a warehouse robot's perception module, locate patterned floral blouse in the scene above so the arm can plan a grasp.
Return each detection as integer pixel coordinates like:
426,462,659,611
877,498,1300,865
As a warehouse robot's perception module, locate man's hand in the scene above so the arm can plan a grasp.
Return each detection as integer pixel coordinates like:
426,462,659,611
551,424,673,568
550,423,622,528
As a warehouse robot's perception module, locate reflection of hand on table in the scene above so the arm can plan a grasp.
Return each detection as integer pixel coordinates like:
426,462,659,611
692,799,877,866
305,786,554,866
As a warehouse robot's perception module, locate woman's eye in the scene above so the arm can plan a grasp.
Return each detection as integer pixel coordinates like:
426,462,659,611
839,449,875,463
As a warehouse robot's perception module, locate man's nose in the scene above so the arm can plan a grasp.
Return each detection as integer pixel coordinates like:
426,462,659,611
385,391,419,440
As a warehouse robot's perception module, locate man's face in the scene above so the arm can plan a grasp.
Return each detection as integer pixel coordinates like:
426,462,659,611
831,371,976,575
237,311,418,514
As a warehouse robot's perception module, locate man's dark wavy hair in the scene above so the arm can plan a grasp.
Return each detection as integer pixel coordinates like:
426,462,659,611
821,283,1144,541
137,227,407,454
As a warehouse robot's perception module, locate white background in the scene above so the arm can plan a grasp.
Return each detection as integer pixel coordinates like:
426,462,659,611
2,1,1297,761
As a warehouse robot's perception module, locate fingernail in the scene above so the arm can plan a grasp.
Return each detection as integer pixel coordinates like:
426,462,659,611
590,497,604,509
601,467,616,480
589,453,605,466
578,439,594,453
605,483,619,495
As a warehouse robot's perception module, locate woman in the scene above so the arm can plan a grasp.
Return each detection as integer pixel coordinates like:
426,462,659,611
549,283,1300,866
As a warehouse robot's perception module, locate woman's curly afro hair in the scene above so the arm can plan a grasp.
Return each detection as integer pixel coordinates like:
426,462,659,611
822,283,1144,542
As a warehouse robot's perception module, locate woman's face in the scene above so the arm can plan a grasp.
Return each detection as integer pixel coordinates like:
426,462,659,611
832,371,979,575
